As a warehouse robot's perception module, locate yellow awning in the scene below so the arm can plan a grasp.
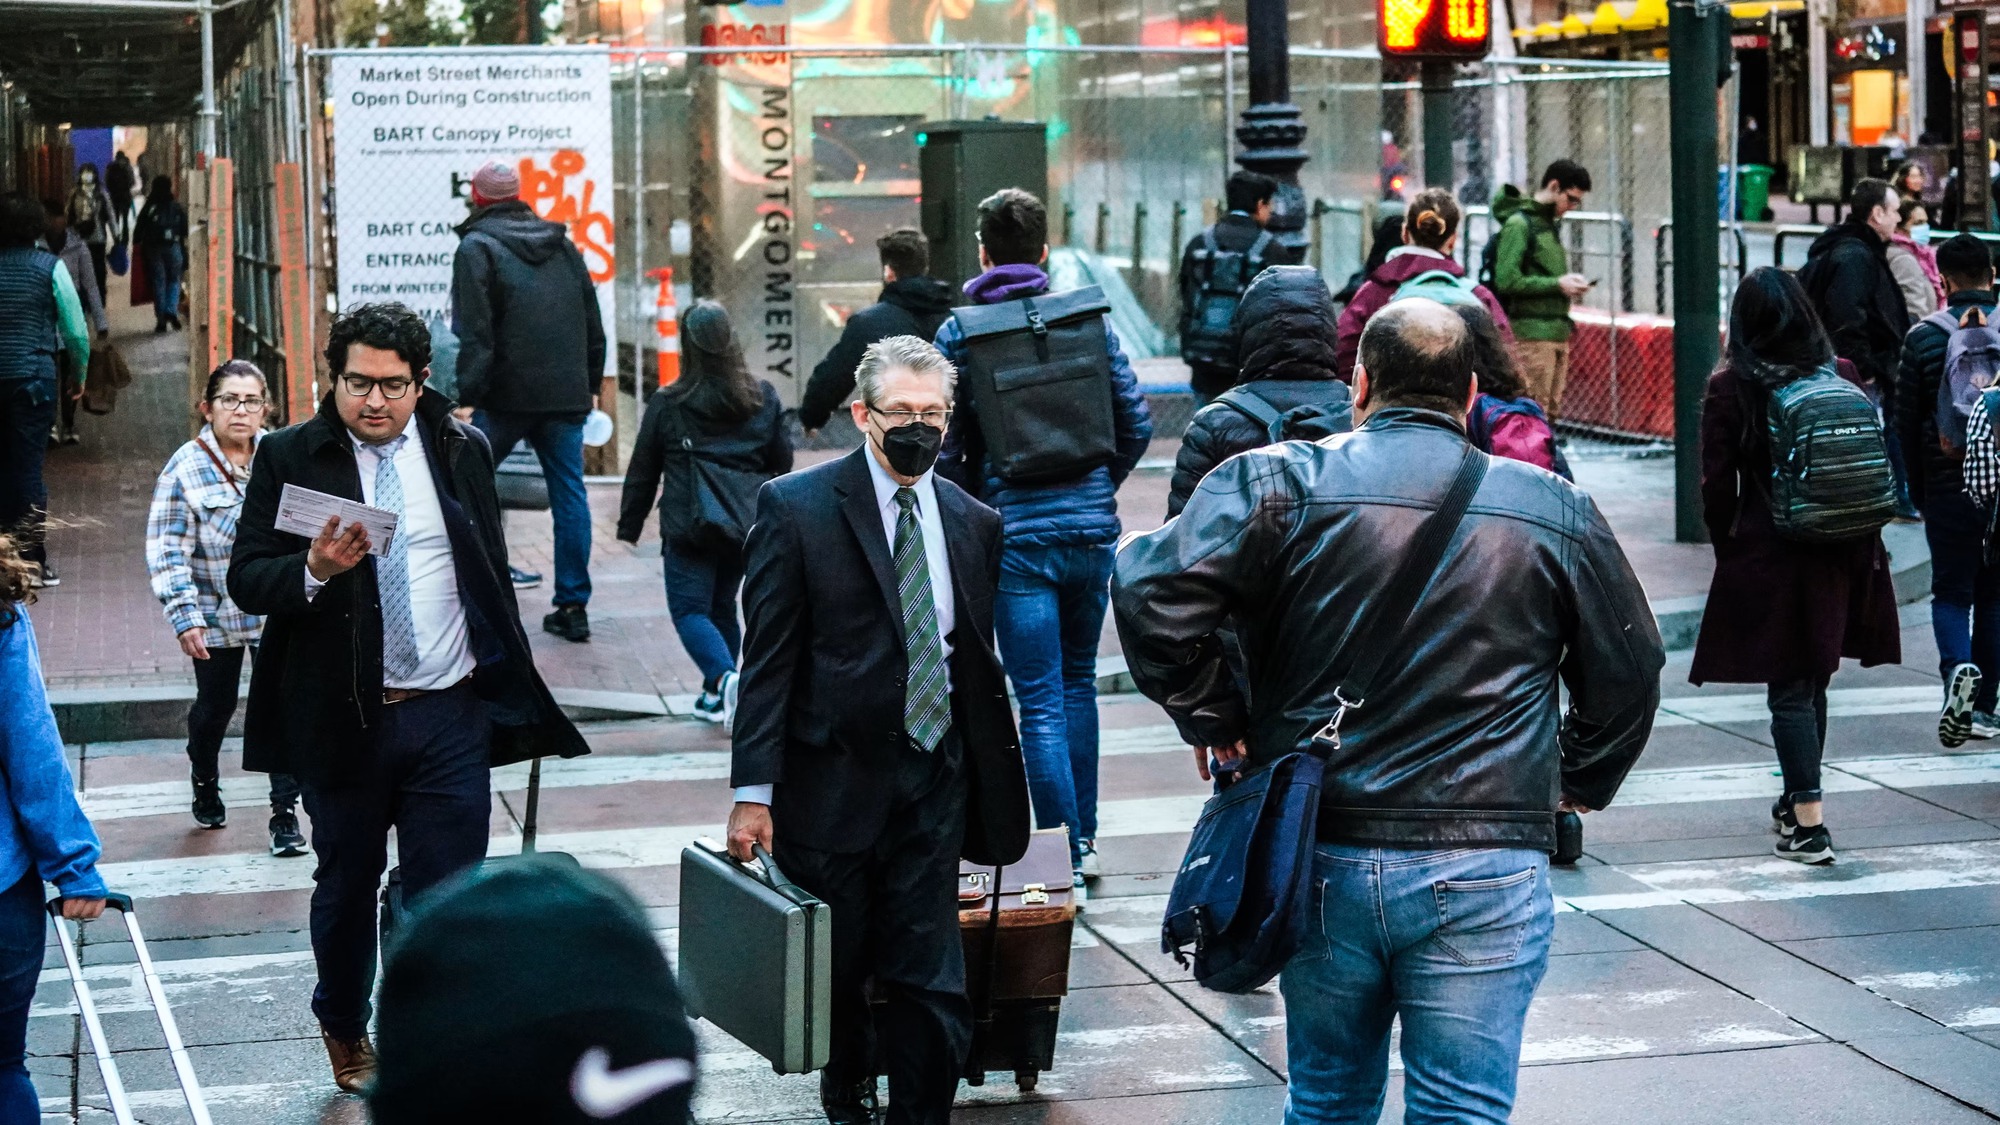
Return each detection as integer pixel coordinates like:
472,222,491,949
1589,1,1626,35
1515,0,1801,39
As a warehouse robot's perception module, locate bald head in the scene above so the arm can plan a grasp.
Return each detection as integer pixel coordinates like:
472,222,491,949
1354,298,1477,417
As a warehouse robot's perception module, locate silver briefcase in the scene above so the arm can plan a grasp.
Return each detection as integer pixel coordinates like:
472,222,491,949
678,838,832,1074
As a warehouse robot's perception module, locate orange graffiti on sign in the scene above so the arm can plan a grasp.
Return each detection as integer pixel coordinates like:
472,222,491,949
518,149,615,284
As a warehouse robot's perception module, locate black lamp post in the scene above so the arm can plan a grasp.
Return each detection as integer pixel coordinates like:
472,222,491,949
1237,0,1310,262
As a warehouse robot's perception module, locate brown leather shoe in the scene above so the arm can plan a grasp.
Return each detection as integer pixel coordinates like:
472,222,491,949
322,1031,377,1093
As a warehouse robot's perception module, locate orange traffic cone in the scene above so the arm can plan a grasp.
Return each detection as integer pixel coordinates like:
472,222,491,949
650,267,680,387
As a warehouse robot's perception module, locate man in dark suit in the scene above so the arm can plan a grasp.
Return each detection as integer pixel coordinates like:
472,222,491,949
228,302,587,1094
728,334,1028,1125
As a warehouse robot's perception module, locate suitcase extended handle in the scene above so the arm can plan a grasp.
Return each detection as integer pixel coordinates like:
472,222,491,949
46,891,135,917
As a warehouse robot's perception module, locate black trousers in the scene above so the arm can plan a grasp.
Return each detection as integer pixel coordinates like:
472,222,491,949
301,680,492,1040
188,646,300,808
0,378,54,566
779,730,971,1125
1768,675,1831,803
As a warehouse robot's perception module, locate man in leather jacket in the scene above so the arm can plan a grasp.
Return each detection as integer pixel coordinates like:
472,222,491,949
1113,299,1663,1122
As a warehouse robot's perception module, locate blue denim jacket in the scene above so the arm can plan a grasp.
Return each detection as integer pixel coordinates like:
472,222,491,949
0,609,107,898
935,265,1154,548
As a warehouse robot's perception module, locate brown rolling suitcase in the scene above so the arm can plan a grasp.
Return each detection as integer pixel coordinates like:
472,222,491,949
957,827,1076,1092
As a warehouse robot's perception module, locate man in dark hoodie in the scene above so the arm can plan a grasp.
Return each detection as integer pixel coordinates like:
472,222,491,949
450,160,606,642
935,188,1153,895
1178,170,1281,403
1799,177,1917,518
1169,265,1354,517
798,227,954,432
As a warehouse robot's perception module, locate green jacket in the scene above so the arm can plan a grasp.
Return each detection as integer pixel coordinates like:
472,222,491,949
1490,193,1572,342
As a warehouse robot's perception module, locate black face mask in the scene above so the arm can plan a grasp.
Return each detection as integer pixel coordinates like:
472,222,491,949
878,421,943,477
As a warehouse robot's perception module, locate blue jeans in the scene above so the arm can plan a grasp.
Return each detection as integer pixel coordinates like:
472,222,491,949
0,872,42,1124
1280,845,1554,1125
994,543,1113,867
0,379,54,566
1924,490,2000,711
147,241,183,324
663,541,744,685
474,410,591,608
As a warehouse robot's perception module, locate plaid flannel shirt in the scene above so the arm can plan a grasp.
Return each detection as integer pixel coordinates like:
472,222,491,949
1967,393,2000,507
145,427,264,649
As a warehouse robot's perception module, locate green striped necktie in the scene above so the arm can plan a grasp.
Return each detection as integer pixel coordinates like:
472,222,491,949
894,487,950,752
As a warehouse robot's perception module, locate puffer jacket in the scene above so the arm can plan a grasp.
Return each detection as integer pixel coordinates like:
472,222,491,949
1332,247,1511,379
935,264,1154,548
1168,265,1353,516
1114,409,1664,850
1895,286,1997,507
451,200,606,416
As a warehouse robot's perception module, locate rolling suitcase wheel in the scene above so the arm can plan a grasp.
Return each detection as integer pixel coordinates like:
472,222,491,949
1016,1068,1039,1093
49,893,214,1125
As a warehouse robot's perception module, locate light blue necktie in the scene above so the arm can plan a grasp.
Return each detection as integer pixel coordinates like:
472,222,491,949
370,436,420,683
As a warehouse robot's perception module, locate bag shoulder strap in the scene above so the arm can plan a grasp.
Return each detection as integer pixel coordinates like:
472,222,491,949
195,439,243,497
1245,228,1275,267
1215,386,1285,441
1310,446,1488,751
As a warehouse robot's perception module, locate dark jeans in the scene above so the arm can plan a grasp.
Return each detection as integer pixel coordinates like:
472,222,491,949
301,681,491,1040
188,646,300,809
663,541,744,684
995,544,1113,867
0,378,55,566
1768,676,1831,803
146,242,183,325
1924,490,2000,712
781,731,970,1125
55,362,78,440
474,410,591,608
0,872,44,1124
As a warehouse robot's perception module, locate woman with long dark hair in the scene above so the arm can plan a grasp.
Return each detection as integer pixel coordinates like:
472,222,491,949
0,532,108,1119
1690,267,1901,863
134,174,188,332
1454,301,1570,479
617,301,791,729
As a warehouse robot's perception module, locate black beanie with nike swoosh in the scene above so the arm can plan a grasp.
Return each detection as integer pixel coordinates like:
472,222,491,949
370,854,698,1124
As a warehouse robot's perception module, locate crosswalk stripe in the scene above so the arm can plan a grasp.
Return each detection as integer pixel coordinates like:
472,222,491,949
1561,839,2000,912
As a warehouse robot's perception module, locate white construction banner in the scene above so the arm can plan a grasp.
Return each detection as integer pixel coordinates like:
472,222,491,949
329,48,615,376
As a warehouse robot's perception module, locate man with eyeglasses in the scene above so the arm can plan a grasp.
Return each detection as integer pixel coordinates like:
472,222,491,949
1489,159,1593,422
727,335,1027,1125
227,302,588,1094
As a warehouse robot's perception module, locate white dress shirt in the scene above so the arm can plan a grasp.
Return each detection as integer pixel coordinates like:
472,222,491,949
734,449,958,807
305,415,475,692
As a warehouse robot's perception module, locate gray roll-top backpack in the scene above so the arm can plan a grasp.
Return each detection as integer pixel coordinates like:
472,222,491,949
1925,305,2000,457
951,285,1119,486
1765,364,1897,542
1180,229,1276,368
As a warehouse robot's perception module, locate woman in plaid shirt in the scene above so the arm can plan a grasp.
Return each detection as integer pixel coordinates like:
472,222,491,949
145,360,305,858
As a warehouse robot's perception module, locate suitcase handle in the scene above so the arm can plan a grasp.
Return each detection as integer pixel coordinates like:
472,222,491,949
46,892,135,916
751,844,809,898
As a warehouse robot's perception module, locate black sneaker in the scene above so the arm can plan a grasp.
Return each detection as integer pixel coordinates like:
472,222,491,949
191,777,226,829
29,562,58,589
1771,796,1797,838
509,566,543,590
1774,822,1835,864
691,691,725,723
542,604,590,643
269,810,307,857
1942,663,1981,748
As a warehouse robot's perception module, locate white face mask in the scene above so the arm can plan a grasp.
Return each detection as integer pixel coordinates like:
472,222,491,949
1909,223,1933,245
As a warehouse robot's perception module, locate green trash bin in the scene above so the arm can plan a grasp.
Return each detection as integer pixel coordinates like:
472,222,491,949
1738,164,1775,221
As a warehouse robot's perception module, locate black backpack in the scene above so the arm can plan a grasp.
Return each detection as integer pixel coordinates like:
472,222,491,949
952,286,1120,486
1214,386,1350,444
1181,228,1275,368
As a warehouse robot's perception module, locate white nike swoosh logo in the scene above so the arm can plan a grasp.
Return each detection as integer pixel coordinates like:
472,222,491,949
570,1046,696,1119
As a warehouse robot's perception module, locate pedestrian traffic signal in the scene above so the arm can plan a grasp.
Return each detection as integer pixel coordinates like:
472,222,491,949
1379,0,1491,59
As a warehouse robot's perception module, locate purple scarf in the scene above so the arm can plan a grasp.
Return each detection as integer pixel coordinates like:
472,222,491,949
963,263,1049,305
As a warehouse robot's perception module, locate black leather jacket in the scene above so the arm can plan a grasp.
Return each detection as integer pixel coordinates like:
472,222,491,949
1113,409,1663,851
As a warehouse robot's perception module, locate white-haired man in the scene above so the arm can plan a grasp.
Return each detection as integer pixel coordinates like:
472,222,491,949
727,336,1028,1125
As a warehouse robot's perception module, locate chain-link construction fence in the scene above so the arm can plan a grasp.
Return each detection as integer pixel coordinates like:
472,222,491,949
294,45,1682,441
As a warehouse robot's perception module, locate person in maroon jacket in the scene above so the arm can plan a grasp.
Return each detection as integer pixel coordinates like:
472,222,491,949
1333,187,1510,381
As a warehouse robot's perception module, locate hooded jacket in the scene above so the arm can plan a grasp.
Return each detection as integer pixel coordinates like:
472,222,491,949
1489,190,1572,342
1169,265,1354,516
935,263,1154,548
1332,247,1512,380
1117,409,1664,849
797,276,956,430
1799,219,1910,392
451,200,606,416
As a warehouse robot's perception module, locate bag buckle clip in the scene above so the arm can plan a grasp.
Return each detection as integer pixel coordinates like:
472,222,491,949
1021,882,1049,905
1313,689,1362,750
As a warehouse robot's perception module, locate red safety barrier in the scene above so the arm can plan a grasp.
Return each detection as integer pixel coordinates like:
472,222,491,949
1561,308,1678,440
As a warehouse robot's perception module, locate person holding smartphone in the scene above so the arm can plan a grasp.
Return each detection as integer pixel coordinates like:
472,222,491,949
1489,160,1595,423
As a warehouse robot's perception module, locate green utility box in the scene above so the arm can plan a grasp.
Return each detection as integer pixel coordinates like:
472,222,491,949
918,120,1049,292
1739,164,1774,222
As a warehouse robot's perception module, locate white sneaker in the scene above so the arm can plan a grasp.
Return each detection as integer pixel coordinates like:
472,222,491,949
1070,871,1088,912
1077,840,1102,881
720,670,740,736
1941,663,1981,748
1972,712,2000,741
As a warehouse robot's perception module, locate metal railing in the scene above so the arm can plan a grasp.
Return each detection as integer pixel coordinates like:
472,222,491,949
1653,221,1750,315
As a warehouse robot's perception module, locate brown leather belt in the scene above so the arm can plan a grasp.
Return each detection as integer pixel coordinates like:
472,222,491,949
383,675,470,705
